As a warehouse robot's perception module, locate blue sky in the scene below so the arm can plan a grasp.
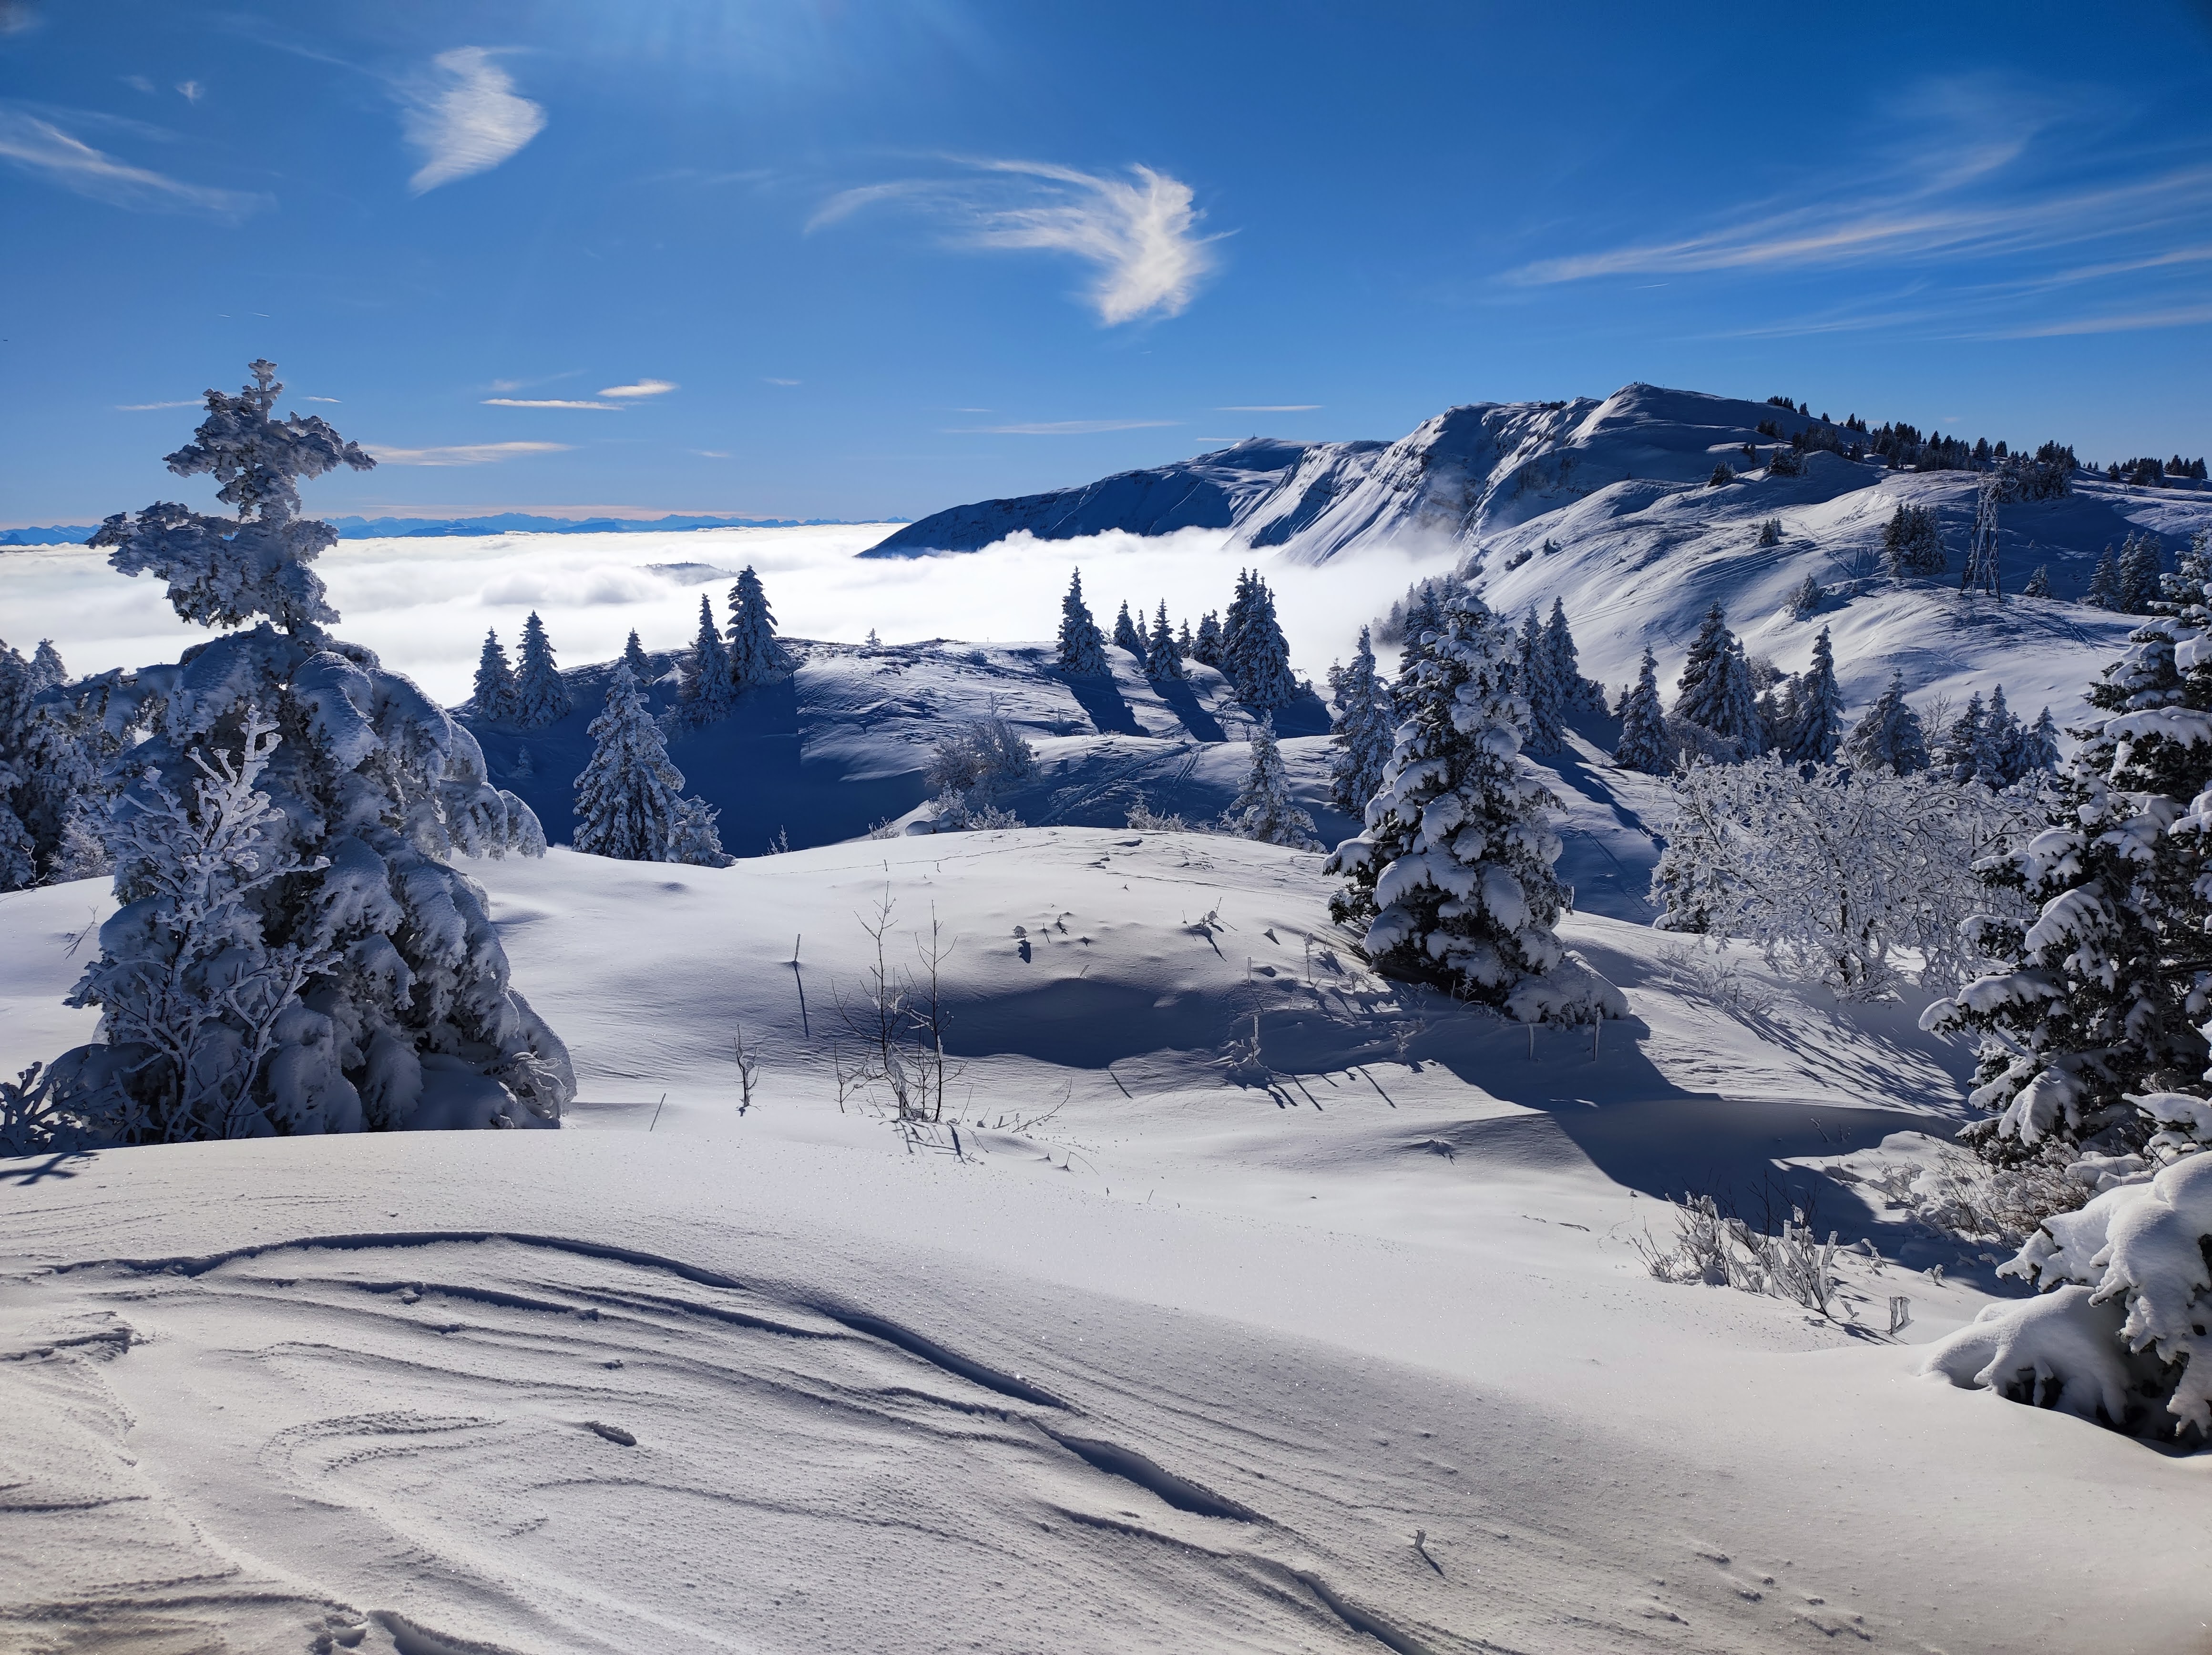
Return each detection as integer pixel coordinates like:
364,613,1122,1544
5,0,2212,526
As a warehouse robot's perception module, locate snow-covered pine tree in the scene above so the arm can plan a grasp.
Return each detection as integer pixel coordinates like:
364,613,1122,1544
2087,546,2123,609
1982,684,2023,784
1880,504,1945,579
2161,529,2212,610
2117,532,2163,615
1613,648,1670,773
574,663,725,866
512,611,571,728
1111,600,1148,665
0,649,108,888
1327,591,1617,1021
1675,606,1761,754
2022,564,2053,599
1191,610,1224,668
27,641,65,694
1517,608,1566,753
622,629,651,680
1326,625,1395,816
1232,579,1300,710
1778,626,1844,764
1178,618,1193,657
1842,672,1930,773
1223,715,1318,848
48,362,565,1145
1924,593,2212,1164
726,565,793,690
2018,707,2061,774
473,628,517,723
1542,597,1602,713
1220,569,1260,682
680,594,735,719
1938,692,1988,783
1146,601,1185,680
1056,569,1110,675
1674,603,1731,714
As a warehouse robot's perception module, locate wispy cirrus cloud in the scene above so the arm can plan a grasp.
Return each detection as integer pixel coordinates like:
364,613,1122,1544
811,159,1221,325
1504,76,2212,340
0,103,265,218
483,398,621,409
369,440,570,466
116,398,200,410
947,419,1178,435
598,379,677,398
399,48,545,195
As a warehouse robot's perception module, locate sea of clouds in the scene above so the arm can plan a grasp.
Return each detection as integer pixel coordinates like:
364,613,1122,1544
0,525,1461,705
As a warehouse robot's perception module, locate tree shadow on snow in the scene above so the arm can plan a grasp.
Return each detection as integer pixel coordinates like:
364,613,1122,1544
1063,672,1144,736
1153,678,1226,743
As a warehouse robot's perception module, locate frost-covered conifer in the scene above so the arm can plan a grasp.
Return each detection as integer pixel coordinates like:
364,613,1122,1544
1111,600,1148,664
1056,569,1110,675
1517,608,1565,753
2022,564,2053,599
2117,532,2163,614
1191,610,1223,668
1675,605,1760,754
1982,685,2023,784
1880,504,1945,579
574,663,724,866
512,611,571,728
681,595,735,719
1788,572,1825,617
89,359,372,639
1326,626,1394,816
726,566,793,690
2018,707,2061,774
622,629,651,680
1778,626,1844,765
1230,578,1299,710
473,628,517,723
1223,716,1318,848
2087,546,2122,609
27,642,64,694
1938,693,1988,783
1842,672,1930,774
1178,618,1194,656
1613,648,1670,773
1221,570,1260,678
1542,598,1601,713
1146,601,1185,680
48,363,565,1144
1326,591,1617,1021
1924,592,2212,1163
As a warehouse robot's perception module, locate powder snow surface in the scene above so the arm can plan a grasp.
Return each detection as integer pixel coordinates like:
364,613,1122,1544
3,834,2206,1654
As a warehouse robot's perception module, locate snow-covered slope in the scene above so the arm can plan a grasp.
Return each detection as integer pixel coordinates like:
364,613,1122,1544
3,836,2204,1654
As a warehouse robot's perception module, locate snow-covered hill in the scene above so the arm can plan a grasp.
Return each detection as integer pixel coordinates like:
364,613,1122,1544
4,835,2204,1654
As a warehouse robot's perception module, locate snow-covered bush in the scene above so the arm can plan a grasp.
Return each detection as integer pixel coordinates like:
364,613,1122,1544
923,710,1035,831
1923,1151,2212,1440
1636,1194,1842,1315
1327,588,1621,1022
33,361,569,1151
1222,716,1318,848
573,664,728,866
1653,758,2036,998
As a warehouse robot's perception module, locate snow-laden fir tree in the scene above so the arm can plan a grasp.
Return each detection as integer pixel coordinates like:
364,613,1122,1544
1221,570,1261,677
28,642,65,694
44,361,566,1148
1613,648,1670,773
1881,504,1945,579
1056,569,1109,675
1223,715,1318,848
1778,626,1844,764
574,663,727,866
2022,564,2053,599
0,638,99,889
1542,598,1602,714
2018,706,2061,774
1146,601,1185,680
512,611,571,729
1111,600,1148,664
1788,572,1825,617
1842,672,1930,773
1517,608,1566,753
622,629,651,679
1674,604,1761,753
1923,590,2212,1164
1178,618,1194,657
1227,576,1300,710
1326,590,1620,1022
2116,532,2163,615
1191,610,1223,667
726,565,793,690
2087,546,2123,609
1937,692,1991,783
473,628,517,723
680,594,735,719
1326,625,1395,816
1981,685,2023,783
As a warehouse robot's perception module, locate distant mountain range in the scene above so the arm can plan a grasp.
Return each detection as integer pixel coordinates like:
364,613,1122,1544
0,512,892,548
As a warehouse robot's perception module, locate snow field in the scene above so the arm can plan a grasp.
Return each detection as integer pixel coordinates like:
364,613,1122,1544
6,833,2208,1652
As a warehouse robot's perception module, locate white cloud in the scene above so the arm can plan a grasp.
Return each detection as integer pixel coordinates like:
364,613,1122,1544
598,379,678,398
483,398,621,409
812,159,1220,325
116,398,200,411
400,47,546,195
764,378,801,387
304,396,340,403
369,441,571,466
175,80,203,103
948,419,1178,435
0,104,264,218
